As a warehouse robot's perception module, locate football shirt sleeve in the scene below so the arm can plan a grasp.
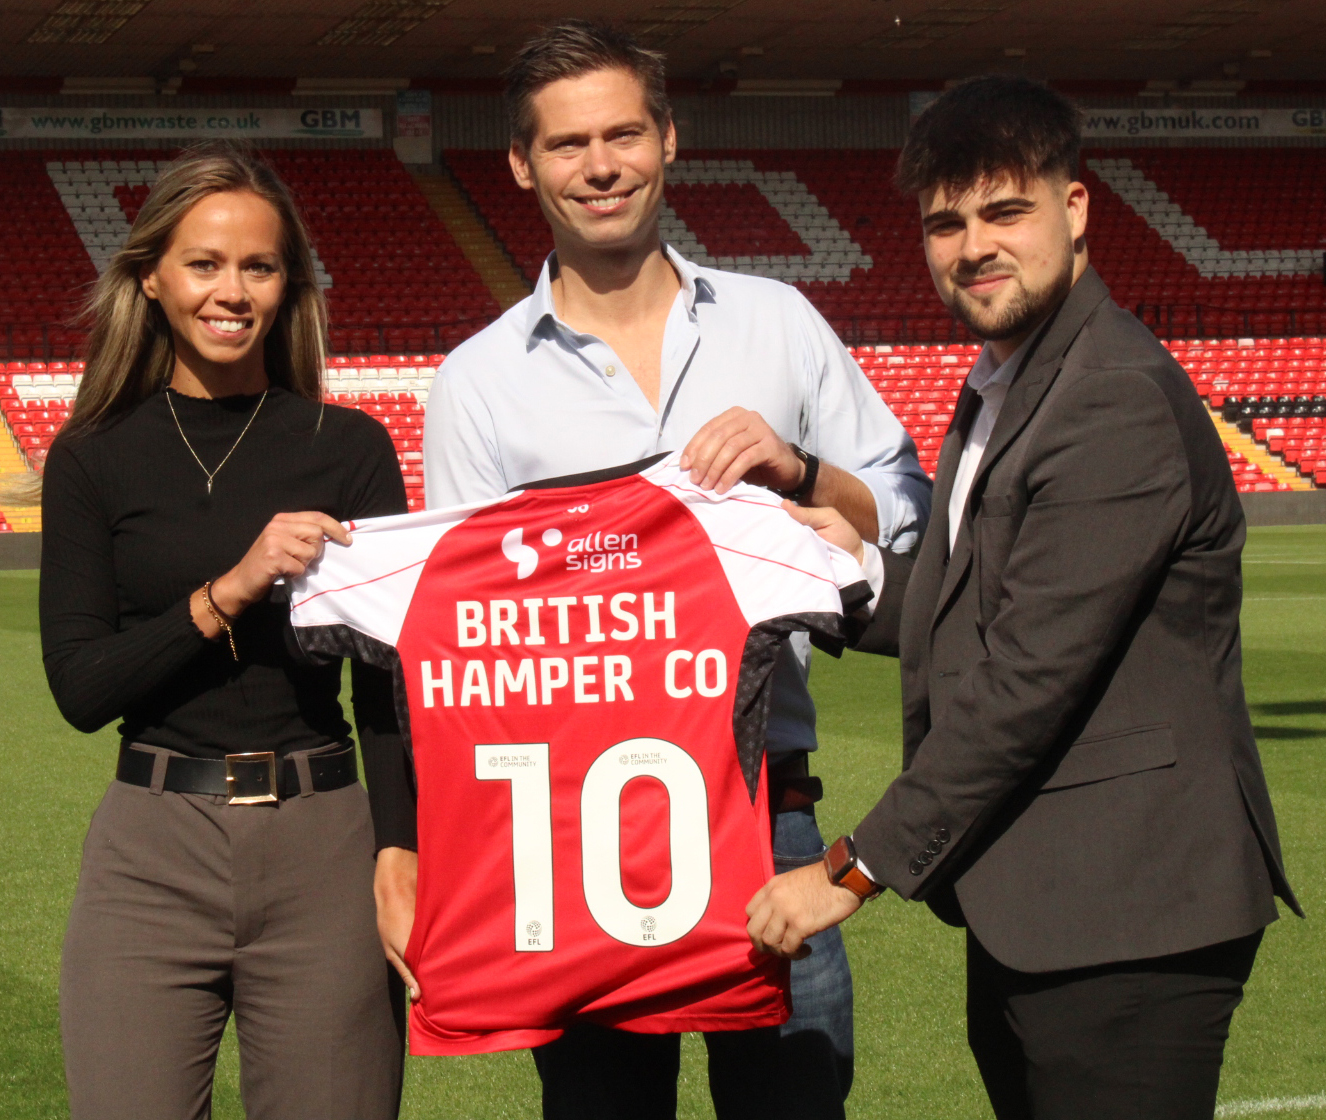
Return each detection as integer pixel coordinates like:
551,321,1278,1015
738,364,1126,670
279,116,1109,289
289,497,511,669
639,456,871,798
640,456,871,636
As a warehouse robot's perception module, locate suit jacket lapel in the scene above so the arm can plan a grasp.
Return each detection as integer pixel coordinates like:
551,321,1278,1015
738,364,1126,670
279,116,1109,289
975,268,1111,485
929,268,1112,627
905,385,978,638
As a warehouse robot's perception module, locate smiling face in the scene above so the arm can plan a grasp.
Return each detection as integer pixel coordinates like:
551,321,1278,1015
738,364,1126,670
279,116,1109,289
509,66,675,258
920,172,1088,347
140,189,286,390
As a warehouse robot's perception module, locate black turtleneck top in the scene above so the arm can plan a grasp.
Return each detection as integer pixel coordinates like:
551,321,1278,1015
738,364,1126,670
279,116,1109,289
39,386,417,851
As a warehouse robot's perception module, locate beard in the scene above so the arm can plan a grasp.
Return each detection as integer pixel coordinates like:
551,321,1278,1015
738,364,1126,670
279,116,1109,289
946,253,1073,342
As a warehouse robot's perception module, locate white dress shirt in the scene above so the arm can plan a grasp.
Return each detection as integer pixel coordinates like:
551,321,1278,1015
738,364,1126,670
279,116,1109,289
423,244,932,757
947,332,1037,555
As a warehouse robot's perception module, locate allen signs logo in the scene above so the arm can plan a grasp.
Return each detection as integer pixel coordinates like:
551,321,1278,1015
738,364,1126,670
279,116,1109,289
500,510,642,579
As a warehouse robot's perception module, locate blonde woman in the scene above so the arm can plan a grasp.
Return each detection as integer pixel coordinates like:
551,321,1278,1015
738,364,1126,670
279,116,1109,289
40,143,414,1120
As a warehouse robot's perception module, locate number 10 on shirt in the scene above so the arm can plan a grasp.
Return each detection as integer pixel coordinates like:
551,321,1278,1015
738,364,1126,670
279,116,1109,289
475,737,713,953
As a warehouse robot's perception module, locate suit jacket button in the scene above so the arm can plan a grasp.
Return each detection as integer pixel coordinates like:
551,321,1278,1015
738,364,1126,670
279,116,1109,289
937,828,951,843
909,860,924,876
917,852,933,866
926,840,943,855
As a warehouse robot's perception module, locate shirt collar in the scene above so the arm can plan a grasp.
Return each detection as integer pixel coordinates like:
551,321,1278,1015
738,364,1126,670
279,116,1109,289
524,242,715,346
965,324,1043,397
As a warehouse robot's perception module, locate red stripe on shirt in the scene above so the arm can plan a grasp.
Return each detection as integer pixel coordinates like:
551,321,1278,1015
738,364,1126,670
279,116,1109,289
711,543,837,586
291,558,428,609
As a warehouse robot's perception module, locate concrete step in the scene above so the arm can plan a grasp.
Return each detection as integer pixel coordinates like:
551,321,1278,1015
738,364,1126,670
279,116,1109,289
412,171,531,310
0,419,41,533
1207,406,1314,492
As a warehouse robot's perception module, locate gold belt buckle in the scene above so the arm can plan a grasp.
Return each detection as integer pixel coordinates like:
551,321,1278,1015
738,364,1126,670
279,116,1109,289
225,751,279,805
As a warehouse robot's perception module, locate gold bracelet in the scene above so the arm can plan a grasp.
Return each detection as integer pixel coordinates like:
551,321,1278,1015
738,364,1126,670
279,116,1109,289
202,580,239,662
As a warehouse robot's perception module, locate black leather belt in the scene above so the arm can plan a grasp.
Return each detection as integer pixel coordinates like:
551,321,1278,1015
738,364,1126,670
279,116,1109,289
769,751,824,814
117,741,357,803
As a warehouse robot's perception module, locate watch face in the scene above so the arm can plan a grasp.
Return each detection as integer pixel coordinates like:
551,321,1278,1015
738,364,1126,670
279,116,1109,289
826,836,854,881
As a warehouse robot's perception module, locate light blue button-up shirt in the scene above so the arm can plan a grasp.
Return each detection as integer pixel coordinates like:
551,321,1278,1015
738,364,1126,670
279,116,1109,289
422,244,932,755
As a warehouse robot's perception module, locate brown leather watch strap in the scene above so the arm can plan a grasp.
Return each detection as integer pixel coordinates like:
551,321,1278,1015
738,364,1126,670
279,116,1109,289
823,835,881,900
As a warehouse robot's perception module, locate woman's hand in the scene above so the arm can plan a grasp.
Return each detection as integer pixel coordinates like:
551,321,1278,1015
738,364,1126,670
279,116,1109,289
780,500,866,565
375,846,420,1001
194,512,350,634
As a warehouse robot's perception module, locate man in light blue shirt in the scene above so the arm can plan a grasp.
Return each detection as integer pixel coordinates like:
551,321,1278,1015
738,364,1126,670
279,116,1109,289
425,245,928,546
415,20,930,1120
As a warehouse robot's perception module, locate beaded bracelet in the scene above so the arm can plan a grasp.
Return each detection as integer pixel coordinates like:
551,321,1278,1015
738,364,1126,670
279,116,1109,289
202,580,239,662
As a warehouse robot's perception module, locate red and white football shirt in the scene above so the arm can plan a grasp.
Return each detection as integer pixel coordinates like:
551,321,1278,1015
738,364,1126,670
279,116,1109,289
289,454,867,1055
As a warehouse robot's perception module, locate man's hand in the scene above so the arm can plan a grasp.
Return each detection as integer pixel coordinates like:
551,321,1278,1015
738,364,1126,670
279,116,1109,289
746,861,866,960
375,846,420,1000
678,408,881,542
780,501,866,565
679,407,803,495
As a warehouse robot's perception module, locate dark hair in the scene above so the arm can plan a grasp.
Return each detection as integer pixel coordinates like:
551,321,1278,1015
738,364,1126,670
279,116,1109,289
503,19,671,150
896,75,1082,197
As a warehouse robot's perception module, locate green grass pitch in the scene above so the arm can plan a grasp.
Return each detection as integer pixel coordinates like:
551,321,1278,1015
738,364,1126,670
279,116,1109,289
1,525,1322,1118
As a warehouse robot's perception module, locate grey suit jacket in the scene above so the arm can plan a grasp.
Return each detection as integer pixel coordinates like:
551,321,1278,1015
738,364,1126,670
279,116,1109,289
853,267,1300,973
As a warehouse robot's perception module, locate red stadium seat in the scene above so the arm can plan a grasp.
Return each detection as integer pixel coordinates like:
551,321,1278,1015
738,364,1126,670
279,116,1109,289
444,146,1326,351
2,147,1321,493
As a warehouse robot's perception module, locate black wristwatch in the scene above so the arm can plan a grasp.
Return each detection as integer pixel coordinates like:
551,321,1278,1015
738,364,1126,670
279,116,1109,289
776,445,820,504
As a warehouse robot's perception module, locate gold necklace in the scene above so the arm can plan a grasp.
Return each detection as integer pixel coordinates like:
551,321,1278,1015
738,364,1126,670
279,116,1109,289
167,387,268,495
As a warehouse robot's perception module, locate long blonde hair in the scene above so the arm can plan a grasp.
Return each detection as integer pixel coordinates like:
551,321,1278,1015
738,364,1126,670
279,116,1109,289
9,143,327,503
69,141,327,437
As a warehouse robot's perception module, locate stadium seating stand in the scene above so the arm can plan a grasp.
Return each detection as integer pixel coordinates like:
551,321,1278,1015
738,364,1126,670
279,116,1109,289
1,145,1322,536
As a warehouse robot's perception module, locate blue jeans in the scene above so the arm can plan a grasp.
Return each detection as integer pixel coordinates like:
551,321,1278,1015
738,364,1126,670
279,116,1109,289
770,806,855,1115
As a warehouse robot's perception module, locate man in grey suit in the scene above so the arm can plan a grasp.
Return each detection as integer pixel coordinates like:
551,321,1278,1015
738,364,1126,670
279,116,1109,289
746,75,1300,1119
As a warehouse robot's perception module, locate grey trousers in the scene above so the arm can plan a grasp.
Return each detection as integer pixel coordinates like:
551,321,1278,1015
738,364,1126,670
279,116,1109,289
60,767,404,1120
